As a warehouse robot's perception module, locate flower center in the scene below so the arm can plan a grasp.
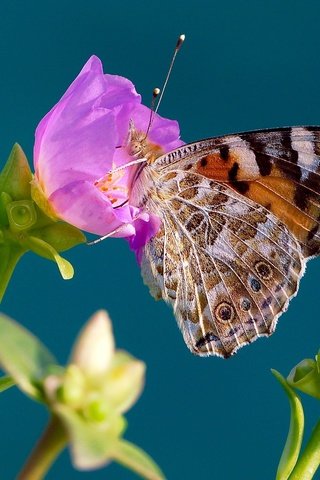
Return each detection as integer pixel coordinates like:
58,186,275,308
94,169,129,207
94,129,164,207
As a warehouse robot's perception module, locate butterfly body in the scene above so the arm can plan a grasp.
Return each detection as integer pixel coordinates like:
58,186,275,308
129,126,320,358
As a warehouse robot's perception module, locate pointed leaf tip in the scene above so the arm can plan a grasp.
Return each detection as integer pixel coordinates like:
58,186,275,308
54,254,74,280
25,236,74,279
112,440,165,480
0,375,15,392
0,144,32,200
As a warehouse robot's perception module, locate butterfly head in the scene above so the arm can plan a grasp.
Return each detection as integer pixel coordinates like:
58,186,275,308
127,120,164,164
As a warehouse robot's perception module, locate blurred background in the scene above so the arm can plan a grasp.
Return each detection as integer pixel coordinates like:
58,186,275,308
1,0,320,478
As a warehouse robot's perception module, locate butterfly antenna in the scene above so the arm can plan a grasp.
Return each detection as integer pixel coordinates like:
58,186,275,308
154,33,185,114
143,87,161,140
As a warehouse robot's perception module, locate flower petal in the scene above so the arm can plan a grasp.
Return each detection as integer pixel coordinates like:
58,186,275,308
128,212,162,263
103,351,145,414
49,180,135,236
33,55,184,251
34,56,141,197
130,103,184,152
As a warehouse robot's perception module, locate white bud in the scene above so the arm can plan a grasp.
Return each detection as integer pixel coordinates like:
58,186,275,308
71,310,115,378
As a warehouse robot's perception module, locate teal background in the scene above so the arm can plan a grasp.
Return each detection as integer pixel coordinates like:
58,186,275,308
1,0,320,478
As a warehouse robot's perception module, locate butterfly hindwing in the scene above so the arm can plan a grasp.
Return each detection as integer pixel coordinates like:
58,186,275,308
140,170,305,357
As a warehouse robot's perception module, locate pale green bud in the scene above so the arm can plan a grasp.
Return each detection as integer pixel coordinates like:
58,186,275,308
287,357,320,399
57,364,86,408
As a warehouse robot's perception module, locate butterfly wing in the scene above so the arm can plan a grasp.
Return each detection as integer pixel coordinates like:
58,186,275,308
141,171,304,357
137,126,320,357
153,126,320,258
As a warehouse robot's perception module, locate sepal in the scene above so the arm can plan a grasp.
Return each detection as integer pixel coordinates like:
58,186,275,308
287,354,320,400
0,144,86,300
112,440,165,480
0,375,15,392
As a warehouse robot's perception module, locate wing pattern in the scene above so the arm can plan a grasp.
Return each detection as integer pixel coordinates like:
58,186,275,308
140,170,304,357
153,126,320,258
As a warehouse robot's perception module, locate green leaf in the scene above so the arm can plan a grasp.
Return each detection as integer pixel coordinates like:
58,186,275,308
0,375,15,392
23,236,74,279
112,439,165,480
31,222,86,252
289,419,320,480
0,144,32,200
0,314,56,400
272,369,305,480
54,403,126,470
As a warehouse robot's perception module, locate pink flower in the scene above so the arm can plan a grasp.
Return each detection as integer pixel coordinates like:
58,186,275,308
33,56,184,254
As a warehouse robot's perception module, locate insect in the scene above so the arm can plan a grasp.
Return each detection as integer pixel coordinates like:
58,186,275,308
129,125,320,358
92,36,319,358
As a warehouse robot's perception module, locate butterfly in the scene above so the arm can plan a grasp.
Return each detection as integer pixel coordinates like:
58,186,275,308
128,126,320,358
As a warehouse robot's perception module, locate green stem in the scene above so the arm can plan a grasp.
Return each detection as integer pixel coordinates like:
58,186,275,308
0,244,24,302
289,420,320,480
17,416,67,480
272,370,304,480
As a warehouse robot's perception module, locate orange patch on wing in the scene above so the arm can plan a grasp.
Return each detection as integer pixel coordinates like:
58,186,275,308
196,152,235,181
244,177,317,243
196,149,258,181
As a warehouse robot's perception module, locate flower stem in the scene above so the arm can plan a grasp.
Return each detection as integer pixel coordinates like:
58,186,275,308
0,244,24,302
289,420,320,480
17,416,67,480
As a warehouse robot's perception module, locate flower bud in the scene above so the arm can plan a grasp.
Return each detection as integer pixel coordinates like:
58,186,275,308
57,364,86,408
83,396,112,423
71,311,114,378
287,358,320,399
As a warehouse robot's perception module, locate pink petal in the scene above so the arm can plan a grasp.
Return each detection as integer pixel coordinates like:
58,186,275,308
34,56,141,197
128,213,162,263
130,103,185,152
49,180,135,237
33,55,184,252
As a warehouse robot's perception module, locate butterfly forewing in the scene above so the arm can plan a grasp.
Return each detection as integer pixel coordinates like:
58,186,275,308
135,126,320,357
154,126,320,258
